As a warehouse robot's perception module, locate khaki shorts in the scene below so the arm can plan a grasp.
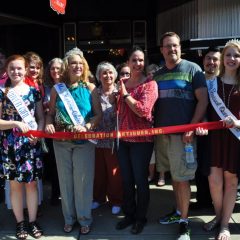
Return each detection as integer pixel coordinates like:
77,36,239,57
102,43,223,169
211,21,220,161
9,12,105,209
149,150,156,164
154,134,197,181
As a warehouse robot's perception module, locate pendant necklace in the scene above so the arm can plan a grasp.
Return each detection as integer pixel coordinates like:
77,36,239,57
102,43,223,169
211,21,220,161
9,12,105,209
222,80,235,108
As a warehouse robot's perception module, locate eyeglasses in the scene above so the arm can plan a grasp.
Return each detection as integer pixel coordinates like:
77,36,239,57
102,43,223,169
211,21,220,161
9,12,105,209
120,72,130,77
162,44,180,49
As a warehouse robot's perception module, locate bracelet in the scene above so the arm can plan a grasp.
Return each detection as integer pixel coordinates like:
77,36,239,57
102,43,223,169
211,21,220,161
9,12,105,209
123,93,130,100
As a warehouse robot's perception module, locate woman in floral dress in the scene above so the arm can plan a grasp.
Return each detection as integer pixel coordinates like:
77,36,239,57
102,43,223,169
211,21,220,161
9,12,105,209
0,55,44,239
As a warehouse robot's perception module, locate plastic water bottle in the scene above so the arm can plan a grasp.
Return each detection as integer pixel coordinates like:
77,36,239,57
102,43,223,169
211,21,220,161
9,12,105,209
184,143,196,169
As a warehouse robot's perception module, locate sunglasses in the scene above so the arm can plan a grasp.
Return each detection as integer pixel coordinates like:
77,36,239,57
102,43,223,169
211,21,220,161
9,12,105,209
120,72,130,77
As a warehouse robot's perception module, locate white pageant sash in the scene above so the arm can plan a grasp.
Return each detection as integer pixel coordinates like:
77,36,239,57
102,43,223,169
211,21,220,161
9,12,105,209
207,78,240,140
54,83,85,125
54,83,97,144
7,88,38,130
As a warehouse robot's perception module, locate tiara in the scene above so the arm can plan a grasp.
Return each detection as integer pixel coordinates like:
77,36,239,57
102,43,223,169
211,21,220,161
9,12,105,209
225,38,240,46
65,47,84,58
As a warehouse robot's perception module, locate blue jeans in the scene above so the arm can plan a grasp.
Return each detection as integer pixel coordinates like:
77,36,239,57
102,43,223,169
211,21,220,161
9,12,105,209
117,141,153,222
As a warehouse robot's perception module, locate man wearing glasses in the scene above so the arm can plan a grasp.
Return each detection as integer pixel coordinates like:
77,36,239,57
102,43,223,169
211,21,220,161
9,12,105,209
153,32,208,240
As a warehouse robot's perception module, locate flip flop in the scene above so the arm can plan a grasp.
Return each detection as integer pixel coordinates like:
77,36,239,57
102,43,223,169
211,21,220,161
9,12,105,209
80,225,91,235
63,224,73,233
217,227,230,240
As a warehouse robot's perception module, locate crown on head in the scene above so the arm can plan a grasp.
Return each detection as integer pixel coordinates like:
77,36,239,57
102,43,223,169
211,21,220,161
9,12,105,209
65,47,84,58
225,38,240,46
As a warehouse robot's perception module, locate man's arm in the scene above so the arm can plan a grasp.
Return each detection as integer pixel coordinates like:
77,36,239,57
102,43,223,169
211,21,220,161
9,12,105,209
183,87,208,143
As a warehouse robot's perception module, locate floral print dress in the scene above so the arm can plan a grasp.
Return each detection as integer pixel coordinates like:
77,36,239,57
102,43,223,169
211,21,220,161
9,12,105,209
0,87,43,183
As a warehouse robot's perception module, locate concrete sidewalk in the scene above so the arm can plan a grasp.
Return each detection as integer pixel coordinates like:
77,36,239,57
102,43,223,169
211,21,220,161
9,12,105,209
0,182,239,240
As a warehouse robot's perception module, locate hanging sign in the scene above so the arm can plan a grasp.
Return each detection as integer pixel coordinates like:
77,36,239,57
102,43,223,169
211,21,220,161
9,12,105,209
50,0,67,14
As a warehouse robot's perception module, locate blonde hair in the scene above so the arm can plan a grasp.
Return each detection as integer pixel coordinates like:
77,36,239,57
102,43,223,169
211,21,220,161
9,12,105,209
62,48,90,84
219,40,240,90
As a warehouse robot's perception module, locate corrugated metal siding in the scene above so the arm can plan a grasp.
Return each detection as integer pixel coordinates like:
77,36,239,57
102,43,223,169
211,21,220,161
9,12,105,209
156,1,198,44
198,0,240,38
156,0,240,45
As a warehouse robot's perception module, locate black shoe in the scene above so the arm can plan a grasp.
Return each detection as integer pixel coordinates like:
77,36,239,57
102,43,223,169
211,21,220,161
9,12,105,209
116,217,134,230
131,221,145,234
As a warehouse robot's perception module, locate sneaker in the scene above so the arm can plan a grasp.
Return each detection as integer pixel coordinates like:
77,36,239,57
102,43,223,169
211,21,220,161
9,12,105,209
177,222,191,240
112,206,121,215
91,201,100,210
159,210,180,224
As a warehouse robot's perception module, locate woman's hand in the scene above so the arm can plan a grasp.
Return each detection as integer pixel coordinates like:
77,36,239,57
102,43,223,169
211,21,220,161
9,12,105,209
73,125,87,132
28,134,38,145
119,79,128,96
45,124,55,134
15,121,29,133
223,116,238,128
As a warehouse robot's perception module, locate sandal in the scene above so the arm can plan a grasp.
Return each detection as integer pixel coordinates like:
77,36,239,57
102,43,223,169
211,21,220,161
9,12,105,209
16,221,28,240
217,227,230,240
203,217,220,232
80,225,91,235
63,224,73,233
28,221,43,239
157,178,165,187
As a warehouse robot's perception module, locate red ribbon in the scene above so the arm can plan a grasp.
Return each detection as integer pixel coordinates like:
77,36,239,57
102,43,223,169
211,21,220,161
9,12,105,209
18,121,225,140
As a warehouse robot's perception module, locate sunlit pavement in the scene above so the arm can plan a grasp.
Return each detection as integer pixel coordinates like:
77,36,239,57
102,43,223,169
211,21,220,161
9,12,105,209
0,180,239,240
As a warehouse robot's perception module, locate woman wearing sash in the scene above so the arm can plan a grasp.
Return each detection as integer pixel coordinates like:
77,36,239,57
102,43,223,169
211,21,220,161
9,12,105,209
203,40,240,240
45,48,102,235
115,46,158,234
0,55,44,239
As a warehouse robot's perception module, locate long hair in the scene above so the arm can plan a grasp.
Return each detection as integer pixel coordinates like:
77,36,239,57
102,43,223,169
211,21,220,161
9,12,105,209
44,58,64,87
219,41,240,90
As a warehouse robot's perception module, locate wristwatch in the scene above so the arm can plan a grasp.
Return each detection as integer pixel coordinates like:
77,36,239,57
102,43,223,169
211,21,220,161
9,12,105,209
123,93,130,100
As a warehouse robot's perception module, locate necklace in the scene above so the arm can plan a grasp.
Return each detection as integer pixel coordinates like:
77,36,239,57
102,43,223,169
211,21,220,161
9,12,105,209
222,80,235,108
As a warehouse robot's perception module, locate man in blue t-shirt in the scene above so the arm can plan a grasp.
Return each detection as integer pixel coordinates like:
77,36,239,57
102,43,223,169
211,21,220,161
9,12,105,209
154,32,208,240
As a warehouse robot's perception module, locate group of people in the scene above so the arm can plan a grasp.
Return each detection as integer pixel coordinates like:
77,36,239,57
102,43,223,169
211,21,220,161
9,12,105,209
0,31,239,240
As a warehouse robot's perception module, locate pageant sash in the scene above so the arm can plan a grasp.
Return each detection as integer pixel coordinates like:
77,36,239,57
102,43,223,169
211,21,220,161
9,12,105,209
207,78,240,140
7,88,38,130
54,83,85,125
54,83,97,143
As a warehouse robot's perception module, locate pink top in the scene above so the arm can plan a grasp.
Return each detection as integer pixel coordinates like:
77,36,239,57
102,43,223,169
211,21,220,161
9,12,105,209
0,72,8,87
119,78,158,142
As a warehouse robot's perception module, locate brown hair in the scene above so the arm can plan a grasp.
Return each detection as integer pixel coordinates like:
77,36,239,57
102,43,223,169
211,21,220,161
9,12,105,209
44,58,64,87
160,32,181,47
24,51,44,85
